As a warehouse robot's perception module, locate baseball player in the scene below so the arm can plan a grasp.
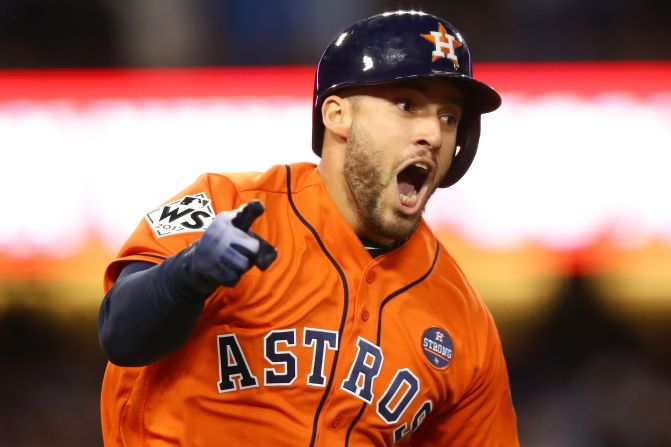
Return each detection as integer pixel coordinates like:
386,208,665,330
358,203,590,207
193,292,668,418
98,10,519,446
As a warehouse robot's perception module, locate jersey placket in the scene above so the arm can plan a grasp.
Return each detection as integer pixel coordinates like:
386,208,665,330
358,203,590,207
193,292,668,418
313,258,388,446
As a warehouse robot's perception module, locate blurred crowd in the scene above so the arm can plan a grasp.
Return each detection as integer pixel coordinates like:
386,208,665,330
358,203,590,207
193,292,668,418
0,0,669,69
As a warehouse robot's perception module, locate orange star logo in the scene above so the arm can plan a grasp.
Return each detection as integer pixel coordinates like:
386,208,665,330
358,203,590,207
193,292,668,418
420,22,461,67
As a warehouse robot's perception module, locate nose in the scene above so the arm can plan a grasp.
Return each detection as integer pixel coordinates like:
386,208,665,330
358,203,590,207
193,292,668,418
413,115,443,151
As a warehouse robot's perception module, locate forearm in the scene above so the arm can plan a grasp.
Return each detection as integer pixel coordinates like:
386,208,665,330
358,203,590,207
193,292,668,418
99,200,276,367
98,250,218,367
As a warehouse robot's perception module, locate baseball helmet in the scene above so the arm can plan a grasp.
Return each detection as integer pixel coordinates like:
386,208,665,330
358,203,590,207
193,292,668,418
312,10,501,187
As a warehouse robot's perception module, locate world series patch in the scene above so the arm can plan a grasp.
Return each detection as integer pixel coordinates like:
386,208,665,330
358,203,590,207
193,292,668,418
145,192,216,238
421,326,454,370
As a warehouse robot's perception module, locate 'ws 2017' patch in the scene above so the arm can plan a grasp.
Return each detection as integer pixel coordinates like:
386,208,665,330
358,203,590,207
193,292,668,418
422,326,454,370
145,192,215,238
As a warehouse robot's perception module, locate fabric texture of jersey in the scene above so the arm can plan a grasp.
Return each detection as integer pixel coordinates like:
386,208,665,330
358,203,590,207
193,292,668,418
100,162,519,446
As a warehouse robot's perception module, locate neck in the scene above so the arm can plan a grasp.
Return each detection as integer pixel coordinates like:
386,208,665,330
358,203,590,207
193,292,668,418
316,161,358,229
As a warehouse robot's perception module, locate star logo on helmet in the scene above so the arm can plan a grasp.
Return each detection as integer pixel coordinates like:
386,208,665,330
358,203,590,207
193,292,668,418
420,22,461,68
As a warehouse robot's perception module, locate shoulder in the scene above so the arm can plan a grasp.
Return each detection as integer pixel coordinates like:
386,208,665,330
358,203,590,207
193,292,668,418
202,162,318,196
430,239,507,372
424,233,497,329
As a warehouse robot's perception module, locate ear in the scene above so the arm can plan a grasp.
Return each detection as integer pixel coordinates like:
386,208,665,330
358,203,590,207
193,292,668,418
321,95,353,139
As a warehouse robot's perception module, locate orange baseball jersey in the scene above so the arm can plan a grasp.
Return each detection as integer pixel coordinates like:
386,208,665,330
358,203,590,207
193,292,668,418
101,162,519,446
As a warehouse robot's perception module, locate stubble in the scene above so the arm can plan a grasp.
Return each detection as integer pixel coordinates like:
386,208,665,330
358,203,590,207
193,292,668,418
343,123,422,243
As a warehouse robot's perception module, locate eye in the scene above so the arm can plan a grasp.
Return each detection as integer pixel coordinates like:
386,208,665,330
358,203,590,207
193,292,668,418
440,113,459,127
396,99,415,113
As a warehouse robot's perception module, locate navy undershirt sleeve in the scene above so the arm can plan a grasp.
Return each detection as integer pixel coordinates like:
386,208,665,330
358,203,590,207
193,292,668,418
98,248,218,367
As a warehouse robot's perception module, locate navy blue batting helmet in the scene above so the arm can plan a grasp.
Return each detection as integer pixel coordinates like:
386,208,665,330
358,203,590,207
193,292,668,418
312,10,501,187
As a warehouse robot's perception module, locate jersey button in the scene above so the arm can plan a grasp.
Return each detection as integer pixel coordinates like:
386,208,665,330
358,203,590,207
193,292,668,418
361,309,370,321
365,270,376,283
331,415,341,429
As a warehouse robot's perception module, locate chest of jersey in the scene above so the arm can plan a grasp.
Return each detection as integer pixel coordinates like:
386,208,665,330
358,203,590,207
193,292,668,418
151,215,471,446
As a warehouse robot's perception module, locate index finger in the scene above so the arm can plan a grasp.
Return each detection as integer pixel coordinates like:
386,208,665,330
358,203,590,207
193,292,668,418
231,200,265,231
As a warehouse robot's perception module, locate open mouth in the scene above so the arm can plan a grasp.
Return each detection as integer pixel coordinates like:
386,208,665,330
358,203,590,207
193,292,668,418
397,162,432,208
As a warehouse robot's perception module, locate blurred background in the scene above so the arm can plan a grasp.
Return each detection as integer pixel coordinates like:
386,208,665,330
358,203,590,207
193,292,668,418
1,0,670,445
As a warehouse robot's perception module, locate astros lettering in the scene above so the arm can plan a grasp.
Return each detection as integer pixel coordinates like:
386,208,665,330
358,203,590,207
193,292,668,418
217,329,428,429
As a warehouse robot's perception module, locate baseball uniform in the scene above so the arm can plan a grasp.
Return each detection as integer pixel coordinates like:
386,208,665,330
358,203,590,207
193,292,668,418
100,162,518,446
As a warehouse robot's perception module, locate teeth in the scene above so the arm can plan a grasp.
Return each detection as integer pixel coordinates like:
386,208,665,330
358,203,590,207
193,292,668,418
400,192,418,207
413,162,429,171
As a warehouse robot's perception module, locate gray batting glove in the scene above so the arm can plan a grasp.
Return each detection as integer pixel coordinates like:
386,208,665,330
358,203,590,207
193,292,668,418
187,200,277,287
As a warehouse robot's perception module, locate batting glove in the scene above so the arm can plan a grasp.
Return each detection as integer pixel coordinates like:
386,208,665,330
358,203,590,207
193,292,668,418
185,200,277,287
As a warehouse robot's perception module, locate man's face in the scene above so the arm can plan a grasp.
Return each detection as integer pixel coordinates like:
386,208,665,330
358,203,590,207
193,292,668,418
342,79,463,244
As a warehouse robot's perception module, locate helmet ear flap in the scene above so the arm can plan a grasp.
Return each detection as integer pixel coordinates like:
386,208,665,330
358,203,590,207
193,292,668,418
440,113,481,188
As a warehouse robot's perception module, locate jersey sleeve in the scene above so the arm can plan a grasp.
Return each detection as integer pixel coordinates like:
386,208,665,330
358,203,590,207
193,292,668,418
103,173,241,292
413,310,520,446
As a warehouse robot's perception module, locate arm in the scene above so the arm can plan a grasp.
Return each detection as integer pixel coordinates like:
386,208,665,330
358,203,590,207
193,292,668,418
412,319,519,446
98,201,277,367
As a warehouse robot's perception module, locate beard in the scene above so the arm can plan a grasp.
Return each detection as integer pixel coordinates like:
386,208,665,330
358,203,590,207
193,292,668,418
343,123,424,243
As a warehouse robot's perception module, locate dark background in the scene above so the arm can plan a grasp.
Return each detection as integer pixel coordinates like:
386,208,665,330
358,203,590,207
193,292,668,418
0,0,669,69
1,0,670,445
